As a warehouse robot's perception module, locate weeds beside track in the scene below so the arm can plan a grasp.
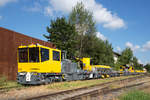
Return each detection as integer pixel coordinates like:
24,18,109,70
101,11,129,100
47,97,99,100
26,74,148,100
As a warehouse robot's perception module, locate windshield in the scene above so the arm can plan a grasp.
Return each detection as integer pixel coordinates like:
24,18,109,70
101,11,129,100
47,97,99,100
18,47,39,63
29,47,39,62
18,48,28,62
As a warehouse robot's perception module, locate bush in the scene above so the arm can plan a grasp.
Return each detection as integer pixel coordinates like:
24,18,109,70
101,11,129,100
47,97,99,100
114,61,121,71
119,90,150,100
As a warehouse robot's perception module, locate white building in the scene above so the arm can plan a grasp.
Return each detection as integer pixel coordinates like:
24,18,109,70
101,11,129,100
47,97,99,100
113,52,121,63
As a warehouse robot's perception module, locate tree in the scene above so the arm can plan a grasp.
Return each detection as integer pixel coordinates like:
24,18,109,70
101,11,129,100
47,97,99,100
82,35,114,66
44,17,77,59
69,2,114,66
43,2,114,67
114,61,121,71
118,48,133,65
144,64,150,72
69,2,96,57
132,56,143,70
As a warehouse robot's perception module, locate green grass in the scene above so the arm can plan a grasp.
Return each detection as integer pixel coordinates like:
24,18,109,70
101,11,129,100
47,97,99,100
47,75,137,90
0,75,141,92
0,75,7,87
0,76,23,90
119,90,150,100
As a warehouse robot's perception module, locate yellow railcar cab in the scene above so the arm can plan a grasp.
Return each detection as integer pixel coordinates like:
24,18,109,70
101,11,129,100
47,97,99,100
18,44,61,73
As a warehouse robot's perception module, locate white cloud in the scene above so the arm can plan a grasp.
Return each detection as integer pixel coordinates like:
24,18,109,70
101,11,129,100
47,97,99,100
142,41,150,52
138,59,143,64
25,2,42,12
48,0,77,14
45,0,125,29
103,17,125,29
124,41,150,52
0,0,17,6
116,46,121,52
96,32,107,41
126,42,132,48
44,6,53,16
125,42,140,52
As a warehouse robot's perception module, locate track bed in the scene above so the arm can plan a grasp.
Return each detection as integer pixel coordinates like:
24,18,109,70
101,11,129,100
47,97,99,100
26,74,149,100
0,74,149,100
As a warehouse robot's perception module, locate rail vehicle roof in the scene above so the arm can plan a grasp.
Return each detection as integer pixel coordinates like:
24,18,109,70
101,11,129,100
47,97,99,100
91,65,111,69
18,44,61,51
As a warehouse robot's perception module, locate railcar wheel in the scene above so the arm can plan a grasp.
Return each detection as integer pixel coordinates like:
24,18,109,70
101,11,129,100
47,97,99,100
106,74,110,78
43,78,52,85
101,75,105,79
60,77,63,82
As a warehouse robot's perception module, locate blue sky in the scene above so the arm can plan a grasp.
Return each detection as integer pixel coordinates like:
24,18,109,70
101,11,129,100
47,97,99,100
0,0,150,64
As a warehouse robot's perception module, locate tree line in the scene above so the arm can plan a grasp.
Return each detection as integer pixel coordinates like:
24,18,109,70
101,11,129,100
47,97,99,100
115,48,143,70
44,2,149,71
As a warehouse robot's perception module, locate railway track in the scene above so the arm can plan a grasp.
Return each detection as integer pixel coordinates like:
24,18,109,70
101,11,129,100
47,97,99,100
0,86,21,93
26,74,149,100
65,80,150,100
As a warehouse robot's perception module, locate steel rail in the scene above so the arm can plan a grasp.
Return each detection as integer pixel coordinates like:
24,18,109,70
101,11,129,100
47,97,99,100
65,81,150,100
25,74,148,100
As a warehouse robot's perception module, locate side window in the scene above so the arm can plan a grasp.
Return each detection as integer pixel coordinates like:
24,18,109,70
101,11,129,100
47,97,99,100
41,48,49,62
53,51,60,61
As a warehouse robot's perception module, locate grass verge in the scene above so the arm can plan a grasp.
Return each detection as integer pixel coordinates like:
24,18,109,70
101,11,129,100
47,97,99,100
119,90,150,100
0,76,23,91
47,75,138,90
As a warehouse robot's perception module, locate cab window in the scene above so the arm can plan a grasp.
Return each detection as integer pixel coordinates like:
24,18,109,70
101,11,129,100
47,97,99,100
53,51,60,61
29,47,39,62
41,48,49,62
18,48,28,62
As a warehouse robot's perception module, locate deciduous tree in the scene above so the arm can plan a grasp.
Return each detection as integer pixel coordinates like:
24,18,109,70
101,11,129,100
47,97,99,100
144,64,150,72
69,2,96,57
44,17,77,59
118,48,133,65
132,56,142,70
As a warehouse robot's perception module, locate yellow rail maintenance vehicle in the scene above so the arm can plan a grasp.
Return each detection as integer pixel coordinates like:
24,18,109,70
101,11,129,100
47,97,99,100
17,44,145,85
17,44,62,84
76,58,116,79
17,45,115,85
92,65,112,78
120,65,146,75
120,65,135,75
135,69,146,74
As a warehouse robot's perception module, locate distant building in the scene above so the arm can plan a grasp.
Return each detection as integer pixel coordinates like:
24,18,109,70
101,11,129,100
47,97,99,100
113,52,121,63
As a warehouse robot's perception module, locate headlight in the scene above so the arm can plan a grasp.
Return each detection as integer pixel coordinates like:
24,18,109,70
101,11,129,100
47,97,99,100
19,72,26,75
